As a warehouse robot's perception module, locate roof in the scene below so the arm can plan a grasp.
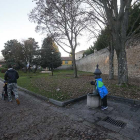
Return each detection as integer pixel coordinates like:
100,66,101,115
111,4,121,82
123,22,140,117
0,59,5,63
61,57,72,61
75,50,85,54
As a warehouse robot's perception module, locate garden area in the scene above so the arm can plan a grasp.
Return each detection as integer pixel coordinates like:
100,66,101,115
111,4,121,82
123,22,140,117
0,69,140,101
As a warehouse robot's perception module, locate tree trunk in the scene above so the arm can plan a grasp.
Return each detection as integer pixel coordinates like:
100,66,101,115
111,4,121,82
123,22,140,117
34,65,38,73
28,66,31,73
72,50,78,78
101,0,130,84
112,30,128,84
25,67,27,73
109,46,114,80
109,38,114,80
116,48,128,85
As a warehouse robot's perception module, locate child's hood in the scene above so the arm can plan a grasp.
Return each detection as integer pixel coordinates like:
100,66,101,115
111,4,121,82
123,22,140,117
96,78,104,88
96,78,103,82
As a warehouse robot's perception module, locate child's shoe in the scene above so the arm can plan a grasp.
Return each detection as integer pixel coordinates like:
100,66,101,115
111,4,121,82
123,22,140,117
16,99,20,105
101,106,108,110
8,99,12,102
101,106,104,110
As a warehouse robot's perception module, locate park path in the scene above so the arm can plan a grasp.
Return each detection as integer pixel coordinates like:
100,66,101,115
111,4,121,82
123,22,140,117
0,80,137,140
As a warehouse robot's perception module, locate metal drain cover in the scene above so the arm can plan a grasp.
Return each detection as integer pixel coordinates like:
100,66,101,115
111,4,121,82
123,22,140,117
103,117,126,128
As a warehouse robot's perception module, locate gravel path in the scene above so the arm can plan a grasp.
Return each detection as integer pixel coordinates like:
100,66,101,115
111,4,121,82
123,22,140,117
0,81,124,140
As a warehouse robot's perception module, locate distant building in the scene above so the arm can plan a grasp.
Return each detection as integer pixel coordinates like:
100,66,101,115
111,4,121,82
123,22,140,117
0,59,5,67
75,50,85,60
61,57,72,65
57,57,73,70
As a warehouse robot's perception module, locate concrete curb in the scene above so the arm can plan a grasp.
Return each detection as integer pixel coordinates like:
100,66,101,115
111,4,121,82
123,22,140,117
18,86,49,102
58,95,87,107
0,77,86,106
0,77,49,102
19,87,87,107
1,78,140,106
16,88,140,106
108,95,140,105
18,85,87,106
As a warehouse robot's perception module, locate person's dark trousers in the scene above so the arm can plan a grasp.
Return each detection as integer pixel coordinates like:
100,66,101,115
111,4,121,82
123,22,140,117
101,95,107,107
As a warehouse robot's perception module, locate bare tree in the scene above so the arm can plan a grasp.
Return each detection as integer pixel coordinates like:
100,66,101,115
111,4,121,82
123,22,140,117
86,0,115,80
29,0,88,78
87,0,139,84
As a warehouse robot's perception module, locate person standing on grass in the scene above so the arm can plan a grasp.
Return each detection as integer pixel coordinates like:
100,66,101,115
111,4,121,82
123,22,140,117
4,64,20,105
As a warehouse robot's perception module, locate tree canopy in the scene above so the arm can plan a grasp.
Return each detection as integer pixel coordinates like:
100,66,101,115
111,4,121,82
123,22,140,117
84,1,140,56
85,0,140,84
40,37,62,69
1,38,39,69
29,0,89,77
1,39,24,68
127,1,140,36
22,38,39,65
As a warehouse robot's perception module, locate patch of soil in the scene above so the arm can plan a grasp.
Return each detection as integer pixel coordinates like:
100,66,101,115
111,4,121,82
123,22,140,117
32,74,140,101
100,74,140,100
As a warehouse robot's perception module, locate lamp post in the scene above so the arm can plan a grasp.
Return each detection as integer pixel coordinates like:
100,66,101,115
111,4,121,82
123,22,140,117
51,51,54,76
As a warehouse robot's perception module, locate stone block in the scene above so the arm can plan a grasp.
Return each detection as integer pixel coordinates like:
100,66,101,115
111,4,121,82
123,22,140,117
87,93,101,108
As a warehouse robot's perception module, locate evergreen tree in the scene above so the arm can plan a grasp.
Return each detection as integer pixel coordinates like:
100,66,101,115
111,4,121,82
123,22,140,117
40,37,61,69
127,2,140,35
84,2,140,57
94,28,111,51
83,46,94,56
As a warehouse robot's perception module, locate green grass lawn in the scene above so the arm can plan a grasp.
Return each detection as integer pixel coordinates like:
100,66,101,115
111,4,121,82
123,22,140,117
0,69,140,101
0,70,93,101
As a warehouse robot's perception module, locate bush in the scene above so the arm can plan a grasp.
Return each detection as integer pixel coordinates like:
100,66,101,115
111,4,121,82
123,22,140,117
0,67,7,73
1,64,8,68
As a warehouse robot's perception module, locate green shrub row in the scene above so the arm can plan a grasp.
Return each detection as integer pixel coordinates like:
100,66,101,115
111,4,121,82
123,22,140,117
0,67,8,73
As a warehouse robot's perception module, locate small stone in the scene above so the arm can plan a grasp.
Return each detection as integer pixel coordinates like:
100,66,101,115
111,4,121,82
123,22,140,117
88,130,92,135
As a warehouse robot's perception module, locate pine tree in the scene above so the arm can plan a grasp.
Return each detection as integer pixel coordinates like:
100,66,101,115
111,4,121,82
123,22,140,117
40,37,62,69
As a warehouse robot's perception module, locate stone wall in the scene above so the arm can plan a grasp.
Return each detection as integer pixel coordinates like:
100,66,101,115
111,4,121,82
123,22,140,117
76,44,140,78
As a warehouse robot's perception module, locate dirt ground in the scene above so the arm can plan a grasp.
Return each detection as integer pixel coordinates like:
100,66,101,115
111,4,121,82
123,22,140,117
32,74,140,101
0,74,139,140
102,75,140,100
0,81,120,140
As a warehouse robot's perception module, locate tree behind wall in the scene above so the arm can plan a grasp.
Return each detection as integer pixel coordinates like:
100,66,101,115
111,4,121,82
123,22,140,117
83,46,94,56
86,1,140,80
88,0,140,84
94,28,111,51
101,0,140,84
127,1,140,36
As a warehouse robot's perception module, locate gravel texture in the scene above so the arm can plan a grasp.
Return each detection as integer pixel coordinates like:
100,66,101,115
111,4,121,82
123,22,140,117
31,74,140,101
0,81,120,140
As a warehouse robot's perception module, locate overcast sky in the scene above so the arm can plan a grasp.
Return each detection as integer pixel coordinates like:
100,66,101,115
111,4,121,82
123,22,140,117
0,0,93,59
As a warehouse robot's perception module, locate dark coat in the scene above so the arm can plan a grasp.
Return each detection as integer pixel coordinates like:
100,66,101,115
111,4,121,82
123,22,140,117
4,68,19,83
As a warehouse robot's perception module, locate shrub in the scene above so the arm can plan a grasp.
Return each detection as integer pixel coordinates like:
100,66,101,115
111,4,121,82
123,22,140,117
0,68,7,73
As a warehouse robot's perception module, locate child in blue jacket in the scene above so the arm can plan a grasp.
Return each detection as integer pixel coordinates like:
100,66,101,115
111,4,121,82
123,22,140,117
91,76,108,110
95,77,108,110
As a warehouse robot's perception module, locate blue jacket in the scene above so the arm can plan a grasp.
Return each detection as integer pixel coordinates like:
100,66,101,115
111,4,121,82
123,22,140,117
96,78,108,99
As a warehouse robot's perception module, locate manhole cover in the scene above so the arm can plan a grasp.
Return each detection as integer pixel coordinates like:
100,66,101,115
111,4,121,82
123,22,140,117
103,117,126,128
